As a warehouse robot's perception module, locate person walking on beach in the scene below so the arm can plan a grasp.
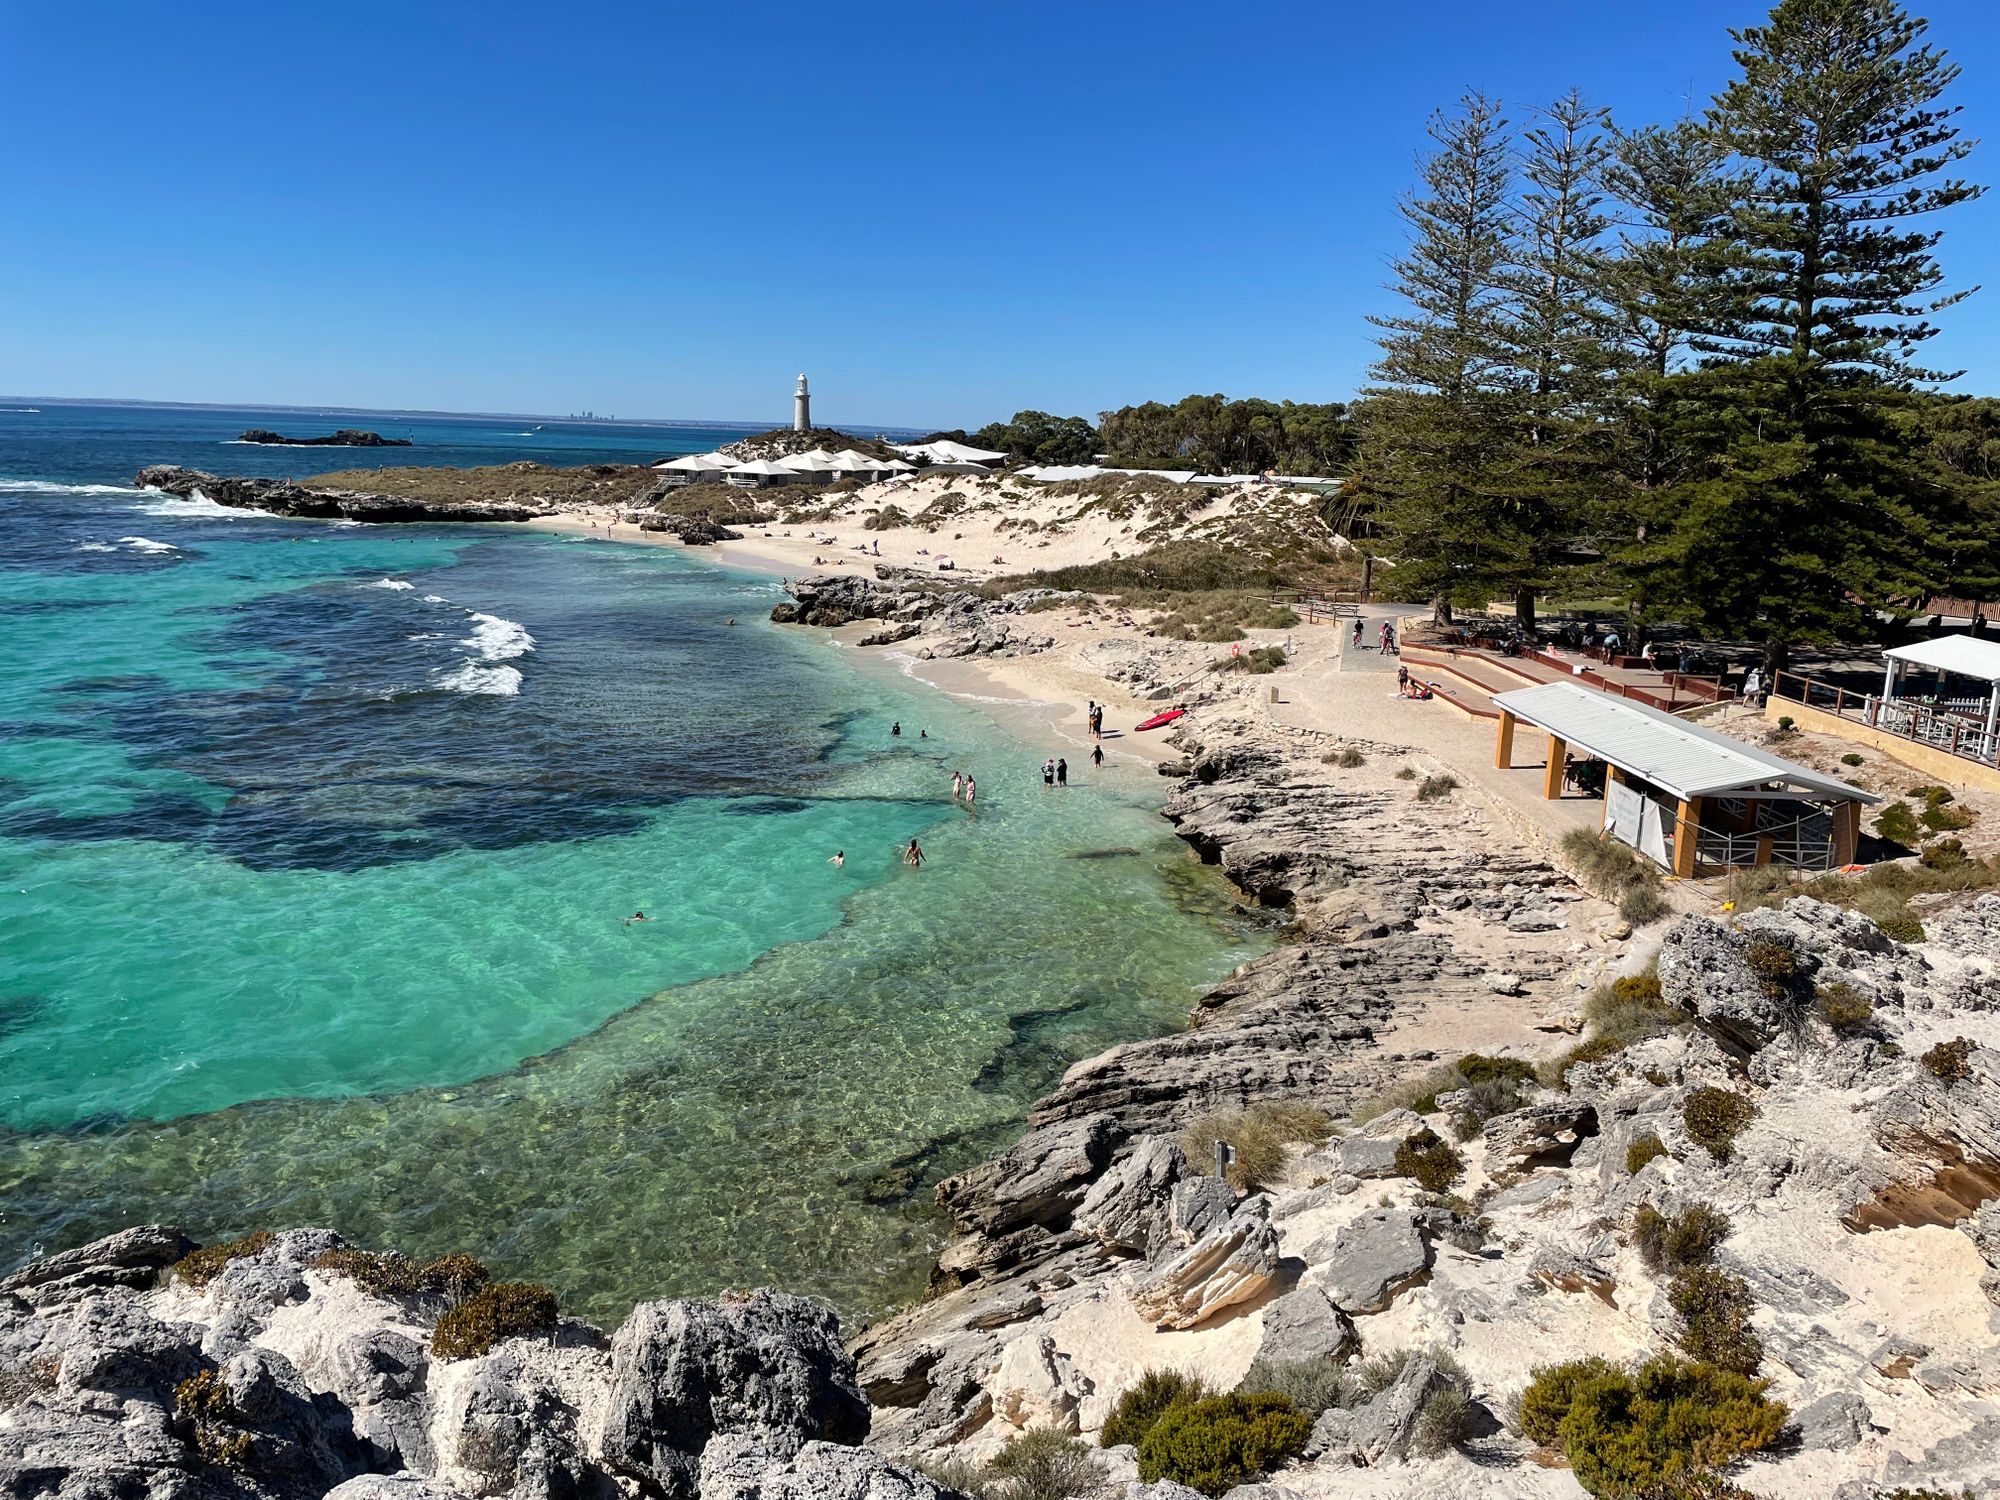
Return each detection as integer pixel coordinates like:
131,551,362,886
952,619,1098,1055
1380,621,1396,654
1042,757,1056,789
1091,743,1104,770
1056,757,1068,787
951,771,964,802
903,838,925,869
1397,665,1410,695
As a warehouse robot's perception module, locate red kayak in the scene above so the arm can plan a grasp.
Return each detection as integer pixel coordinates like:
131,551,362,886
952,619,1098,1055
1134,708,1186,732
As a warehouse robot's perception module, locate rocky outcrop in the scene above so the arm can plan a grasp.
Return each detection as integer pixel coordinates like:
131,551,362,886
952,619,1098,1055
239,430,413,447
0,1229,910,1500
1129,1200,1284,1330
768,575,1057,657
136,467,544,524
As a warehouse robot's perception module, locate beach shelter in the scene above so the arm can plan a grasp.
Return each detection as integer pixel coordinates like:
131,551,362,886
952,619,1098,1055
651,453,735,486
829,450,890,475
775,451,841,481
723,458,800,489
893,440,1009,468
1880,636,2000,744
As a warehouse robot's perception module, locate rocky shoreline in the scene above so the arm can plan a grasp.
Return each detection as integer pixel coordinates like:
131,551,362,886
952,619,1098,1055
136,467,545,524
14,569,2000,1497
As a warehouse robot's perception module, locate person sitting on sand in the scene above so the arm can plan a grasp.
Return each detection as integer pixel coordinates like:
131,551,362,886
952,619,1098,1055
904,838,925,869
828,851,845,867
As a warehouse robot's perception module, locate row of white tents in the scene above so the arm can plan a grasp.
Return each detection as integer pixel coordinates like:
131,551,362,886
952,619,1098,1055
652,448,921,488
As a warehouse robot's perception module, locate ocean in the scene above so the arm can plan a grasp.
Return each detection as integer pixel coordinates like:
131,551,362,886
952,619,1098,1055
0,403,1263,1323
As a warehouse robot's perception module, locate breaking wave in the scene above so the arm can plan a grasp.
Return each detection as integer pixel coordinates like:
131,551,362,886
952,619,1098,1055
367,579,416,591
435,661,524,696
116,536,178,555
460,611,535,662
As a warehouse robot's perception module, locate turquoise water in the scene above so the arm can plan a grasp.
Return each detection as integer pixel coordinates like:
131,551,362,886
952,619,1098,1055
0,406,1264,1322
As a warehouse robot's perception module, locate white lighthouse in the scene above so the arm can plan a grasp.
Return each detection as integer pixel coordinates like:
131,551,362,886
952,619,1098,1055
793,373,811,432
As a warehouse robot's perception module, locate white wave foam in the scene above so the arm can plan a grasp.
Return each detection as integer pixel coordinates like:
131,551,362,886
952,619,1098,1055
130,488,279,519
406,632,445,641
367,578,415,591
436,661,523,696
422,594,445,604
76,541,118,553
117,536,179,555
0,478,148,496
460,611,535,661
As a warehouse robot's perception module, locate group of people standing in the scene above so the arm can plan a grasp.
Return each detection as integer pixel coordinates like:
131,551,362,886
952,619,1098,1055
1351,618,1398,654
949,770,978,808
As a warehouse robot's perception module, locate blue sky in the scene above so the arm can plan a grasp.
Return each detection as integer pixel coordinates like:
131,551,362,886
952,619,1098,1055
3,1,1996,430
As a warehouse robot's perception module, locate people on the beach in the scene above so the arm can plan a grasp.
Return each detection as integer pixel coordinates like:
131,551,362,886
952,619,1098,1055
828,851,845,867
1056,757,1068,787
1397,665,1410,695
903,838,925,869
1092,743,1104,769
1380,621,1396,654
964,775,976,808
1352,618,1365,650
891,721,902,738
1042,757,1056,788
951,771,964,801
919,728,927,739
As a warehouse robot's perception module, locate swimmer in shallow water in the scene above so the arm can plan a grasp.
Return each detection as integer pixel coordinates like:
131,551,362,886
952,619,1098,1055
623,911,650,926
828,850,845,867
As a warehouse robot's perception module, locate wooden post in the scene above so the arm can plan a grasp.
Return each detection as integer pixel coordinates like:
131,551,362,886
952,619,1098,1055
1542,735,1567,800
1832,801,1859,866
1754,835,1774,868
1495,711,1517,769
1673,797,1700,878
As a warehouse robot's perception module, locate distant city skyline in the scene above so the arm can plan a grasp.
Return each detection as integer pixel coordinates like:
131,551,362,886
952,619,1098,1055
4,0,1997,429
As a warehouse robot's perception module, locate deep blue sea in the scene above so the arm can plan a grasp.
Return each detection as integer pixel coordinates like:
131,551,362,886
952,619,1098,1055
0,403,1260,1320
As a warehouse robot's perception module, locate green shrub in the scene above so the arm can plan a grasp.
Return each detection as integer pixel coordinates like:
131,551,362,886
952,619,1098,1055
1324,746,1366,768
1518,1356,1621,1446
1456,1054,1538,1088
1634,1201,1731,1273
1921,837,1970,870
1179,1102,1332,1192
1923,1037,1975,1086
1394,1128,1464,1193
1626,1135,1668,1174
1351,1349,1474,1457
1552,1356,1786,1497
1235,1358,1351,1417
1351,1062,1463,1123
1815,981,1873,1035
1415,773,1459,801
986,1428,1110,1500
1876,801,1922,844
173,1368,254,1467
863,504,910,530
1561,830,1671,923
1543,1034,1629,1088
430,1281,558,1360
1668,1266,1762,1375
1100,1368,1212,1449
1774,715,1796,735
174,1231,274,1290
1134,1392,1311,1497
1841,752,1864,766
1682,1088,1758,1163
1742,939,1801,991
312,1248,491,1301
1621,884,1673,925
1876,912,1926,942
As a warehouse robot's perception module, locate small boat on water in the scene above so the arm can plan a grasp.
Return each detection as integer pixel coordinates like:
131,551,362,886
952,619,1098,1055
1135,707,1186,731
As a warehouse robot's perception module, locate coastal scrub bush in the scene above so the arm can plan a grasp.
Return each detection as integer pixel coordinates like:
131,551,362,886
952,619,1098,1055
1134,1391,1311,1496
1560,830,1672,926
1179,1102,1333,1192
1626,1134,1669,1174
1921,836,1970,870
1351,1061,1463,1123
1415,773,1459,800
1444,1053,1538,1139
1841,752,1865,766
1353,1348,1475,1456
1395,765,1418,780
430,1281,559,1360
863,505,910,530
1099,1368,1211,1449
1668,1266,1762,1375
174,1231,274,1290
173,1369,254,1468
1877,912,1927,942
1235,1357,1351,1417
1535,1356,1787,1497
1393,1128,1464,1193
1923,1037,1976,1086
985,1428,1110,1500
1682,1088,1759,1163
1876,801,1923,845
1325,745,1366,767
1633,1201,1731,1273
1215,646,1286,674
311,1248,490,1302
1517,1356,1620,1445
1815,981,1874,1035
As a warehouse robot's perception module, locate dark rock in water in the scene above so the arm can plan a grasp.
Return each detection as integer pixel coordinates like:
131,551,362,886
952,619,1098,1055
0,1223,192,1308
135,466,541,524
238,428,412,447
1066,848,1145,860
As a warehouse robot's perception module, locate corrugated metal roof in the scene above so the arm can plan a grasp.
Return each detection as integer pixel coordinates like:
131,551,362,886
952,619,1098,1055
1491,681,1878,803
1884,634,2000,684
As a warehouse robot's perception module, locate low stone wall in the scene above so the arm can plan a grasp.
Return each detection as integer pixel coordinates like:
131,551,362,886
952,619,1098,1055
1767,697,2000,794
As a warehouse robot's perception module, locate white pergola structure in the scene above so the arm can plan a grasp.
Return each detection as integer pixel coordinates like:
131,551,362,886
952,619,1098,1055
652,453,735,484
1880,636,2000,746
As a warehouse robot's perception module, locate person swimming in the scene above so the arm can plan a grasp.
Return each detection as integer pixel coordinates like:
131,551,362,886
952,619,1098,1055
828,850,845,867
904,838,925,869
623,911,650,926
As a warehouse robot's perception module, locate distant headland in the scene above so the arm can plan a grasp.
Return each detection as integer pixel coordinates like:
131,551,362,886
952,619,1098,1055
237,428,412,447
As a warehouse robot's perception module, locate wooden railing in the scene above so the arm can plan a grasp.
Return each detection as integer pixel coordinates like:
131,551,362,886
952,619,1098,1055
1772,670,1999,767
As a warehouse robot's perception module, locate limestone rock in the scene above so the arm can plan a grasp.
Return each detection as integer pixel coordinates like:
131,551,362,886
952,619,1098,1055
1528,1243,1616,1302
1483,1101,1598,1171
989,1333,1093,1432
598,1290,869,1500
1304,1353,1453,1465
1074,1137,1185,1257
1130,1203,1282,1330
1335,1135,1403,1179
1168,1176,1238,1247
1311,1210,1433,1315
0,1225,193,1309
935,1113,1123,1239
699,1436,964,1500
1657,915,1807,1051
325,1478,470,1500
1253,1285,1357,1366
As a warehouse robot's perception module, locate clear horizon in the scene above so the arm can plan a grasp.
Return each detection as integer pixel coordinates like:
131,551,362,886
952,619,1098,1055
4,0,1998,429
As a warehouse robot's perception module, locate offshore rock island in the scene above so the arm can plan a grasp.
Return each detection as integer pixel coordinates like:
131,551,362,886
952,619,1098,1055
237,430,413,448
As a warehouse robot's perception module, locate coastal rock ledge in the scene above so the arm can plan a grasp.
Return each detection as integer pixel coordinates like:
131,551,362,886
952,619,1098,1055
136,467,546,524
0,1227,944,1500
